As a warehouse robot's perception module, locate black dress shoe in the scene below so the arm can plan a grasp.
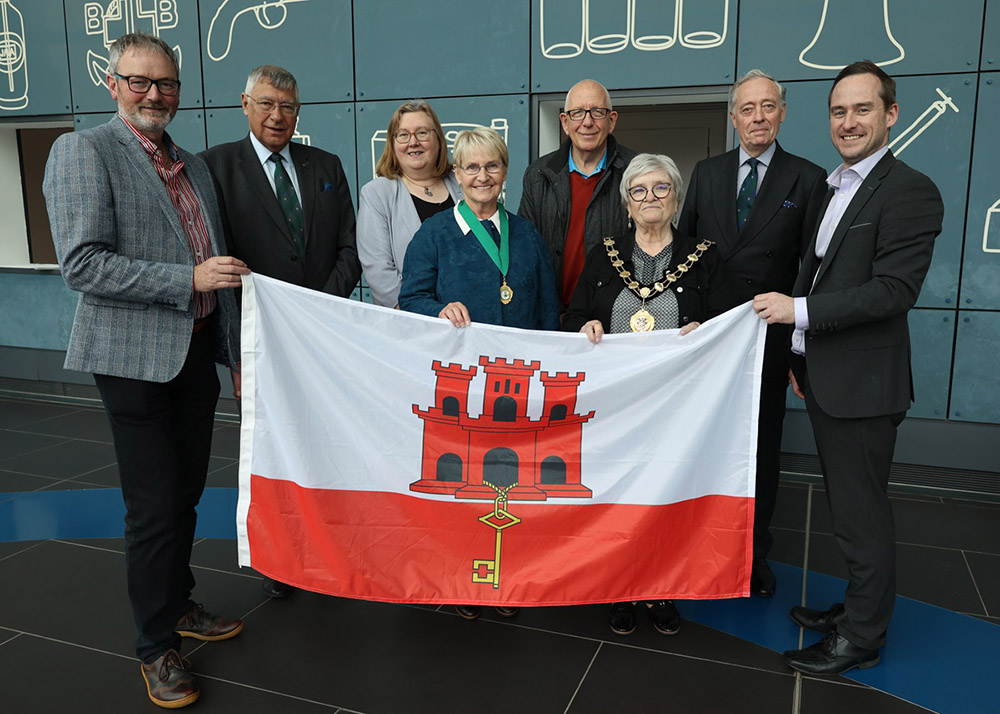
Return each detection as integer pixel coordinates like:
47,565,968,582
750,558,776,597
609,602,636,635
262,577,296,598
790,602,846,633
494,606,519,617
456,605,481,620
783,631,880,675
646,600,680,635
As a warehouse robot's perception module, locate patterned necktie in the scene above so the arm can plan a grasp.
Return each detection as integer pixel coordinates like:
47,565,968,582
268,153,306,259
736,156,760,230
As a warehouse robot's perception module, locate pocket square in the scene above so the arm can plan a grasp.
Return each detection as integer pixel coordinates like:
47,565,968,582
782,200,798,209
321,181,335,192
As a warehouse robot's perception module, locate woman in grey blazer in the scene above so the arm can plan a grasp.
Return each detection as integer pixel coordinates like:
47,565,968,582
358,100,462,307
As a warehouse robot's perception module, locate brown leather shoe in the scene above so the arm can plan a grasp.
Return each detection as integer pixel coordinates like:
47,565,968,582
175,603,244,641
141,649,199,709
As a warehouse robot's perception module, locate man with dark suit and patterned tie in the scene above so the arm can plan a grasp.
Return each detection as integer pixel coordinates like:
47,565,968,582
678,69,828,597
201,65,361,598
753,60,943,674
44,33,248,708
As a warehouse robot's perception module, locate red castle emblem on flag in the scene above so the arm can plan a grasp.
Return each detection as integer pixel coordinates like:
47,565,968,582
411,356,596,501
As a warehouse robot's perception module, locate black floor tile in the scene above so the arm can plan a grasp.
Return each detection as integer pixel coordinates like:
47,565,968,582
211,425,240,459
0,429,70,461
0,540,41,562
0,627,18,647
965,551,1000,618
0,439,116,479
568,640,794,714
800,676,936,713
0,633,339,714
196,591,596,714
0,399,80,430
58,538,126,554
207,461,239,488
16,408,112,443
771,482,810,531
973,614,1000,626
893,498,1000,555
67,462,118,487
190,538,258,577
769,526,806,570
0,468,65,495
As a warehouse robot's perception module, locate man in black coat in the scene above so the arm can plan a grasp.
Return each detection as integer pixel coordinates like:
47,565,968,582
678,70,828,597
753,60,943,674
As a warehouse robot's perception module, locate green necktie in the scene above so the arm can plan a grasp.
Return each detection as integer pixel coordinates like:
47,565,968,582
736,156,759,230
268,152,306,259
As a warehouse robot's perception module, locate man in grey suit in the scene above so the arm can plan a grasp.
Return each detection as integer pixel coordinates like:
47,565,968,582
754,60,943,675
43,33,248,709
201,65,361,599
678,69,828,598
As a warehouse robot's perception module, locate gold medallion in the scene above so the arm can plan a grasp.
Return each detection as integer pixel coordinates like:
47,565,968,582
630,309,655,332
500,280,514,305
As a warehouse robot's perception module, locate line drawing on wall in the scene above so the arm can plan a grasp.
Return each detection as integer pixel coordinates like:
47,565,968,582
887,88,958,157
84,0,181,88
984,197,1000,254
540,0,729,59
799,0,904,70
292,118,310,146
0,0,28,111
370,119,510,180
207,0,309,62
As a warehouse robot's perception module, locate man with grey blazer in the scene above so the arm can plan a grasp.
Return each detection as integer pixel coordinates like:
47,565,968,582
43,33,247,709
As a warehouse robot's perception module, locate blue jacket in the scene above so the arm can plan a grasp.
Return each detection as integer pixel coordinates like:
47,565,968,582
399,208,560,330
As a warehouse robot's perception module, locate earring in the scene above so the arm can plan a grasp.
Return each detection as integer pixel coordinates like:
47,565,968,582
628,216,633,230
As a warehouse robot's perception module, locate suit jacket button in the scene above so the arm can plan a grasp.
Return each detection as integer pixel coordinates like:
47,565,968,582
186,311,192,319
745,278,753,284
765,251,773,258
290,254,299,261
596,280,603,287
676,286,683,293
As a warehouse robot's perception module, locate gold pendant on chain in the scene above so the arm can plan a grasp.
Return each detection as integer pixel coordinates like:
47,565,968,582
630,308,655,332
500,280,514,305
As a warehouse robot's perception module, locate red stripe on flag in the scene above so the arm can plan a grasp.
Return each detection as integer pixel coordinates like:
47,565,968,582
247,474,754,604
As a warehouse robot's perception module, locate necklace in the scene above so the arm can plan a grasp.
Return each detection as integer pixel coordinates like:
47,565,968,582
457,201,513,304
603,236,715,332
403,174,436,198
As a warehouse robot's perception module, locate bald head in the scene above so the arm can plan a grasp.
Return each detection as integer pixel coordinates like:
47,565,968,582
564,79,613,114
560,79,618,160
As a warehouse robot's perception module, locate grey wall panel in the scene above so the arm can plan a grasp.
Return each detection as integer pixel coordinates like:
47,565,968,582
206,102,358,208
960,75,1000,309
355,95,529,212
0,0,72,116
355,1,529,100
950,311,1000,424
199,0,353,108
739,0,984,81
75,108,207,152
0,273,75,351
64,0,204,113
908,309,955,420
984,0,1000,72
775,75,972,309
531,0,737,93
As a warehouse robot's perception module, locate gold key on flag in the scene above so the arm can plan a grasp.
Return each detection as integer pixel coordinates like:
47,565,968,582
472,483,521,589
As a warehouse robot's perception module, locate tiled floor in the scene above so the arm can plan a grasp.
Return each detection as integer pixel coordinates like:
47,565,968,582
1,395,998,713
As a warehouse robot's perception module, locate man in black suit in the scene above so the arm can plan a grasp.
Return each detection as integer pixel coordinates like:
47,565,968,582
678,69,827,597
202,65,361,598
753,60,943,674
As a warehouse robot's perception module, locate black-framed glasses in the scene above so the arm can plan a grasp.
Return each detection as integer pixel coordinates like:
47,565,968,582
459,161,505,175
628,183,673,201
246,94,300,116
394,128,435,143
114,73,180,96
563,107,612,121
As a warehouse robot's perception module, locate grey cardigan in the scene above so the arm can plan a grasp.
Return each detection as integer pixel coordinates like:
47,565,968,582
357,173,463,307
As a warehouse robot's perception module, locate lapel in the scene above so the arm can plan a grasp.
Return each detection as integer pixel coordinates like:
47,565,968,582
290,142,315,247
731,144,794,254
709,149,740,255
110,117,189,254
813,152,894,288
238,136,294,245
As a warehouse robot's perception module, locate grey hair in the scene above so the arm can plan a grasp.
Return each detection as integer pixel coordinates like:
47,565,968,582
563,79,613,112
108,33,178,76
452,127,508,168
245,65,299,101
619,153,685,228
728,69,786,114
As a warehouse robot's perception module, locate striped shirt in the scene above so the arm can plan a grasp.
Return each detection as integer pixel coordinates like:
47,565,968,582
120,115,216,319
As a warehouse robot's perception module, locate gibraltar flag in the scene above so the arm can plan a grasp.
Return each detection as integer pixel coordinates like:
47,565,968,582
237,274,766,605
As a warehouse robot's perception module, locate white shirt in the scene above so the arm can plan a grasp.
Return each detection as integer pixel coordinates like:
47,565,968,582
791,146,890,355
453,205,502,236
248,132,302,201
736,142,777,198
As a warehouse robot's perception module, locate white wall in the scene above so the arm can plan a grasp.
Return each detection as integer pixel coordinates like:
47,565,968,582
0,128,30,266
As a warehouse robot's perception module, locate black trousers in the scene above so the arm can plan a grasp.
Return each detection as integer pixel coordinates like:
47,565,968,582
94,326,220,663
797,360,904,650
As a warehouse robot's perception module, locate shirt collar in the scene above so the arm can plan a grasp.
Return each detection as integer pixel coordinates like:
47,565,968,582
568,148,608,178
738,141,776,169
454,203,502,235
828,145,890,189
249,131,293,167
119,114,178,161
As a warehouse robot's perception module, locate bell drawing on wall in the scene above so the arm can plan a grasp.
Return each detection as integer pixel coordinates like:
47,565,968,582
799,0,904,70
83,0,181,87
0,0,28,111
984,197,1000,254
207,0,310,63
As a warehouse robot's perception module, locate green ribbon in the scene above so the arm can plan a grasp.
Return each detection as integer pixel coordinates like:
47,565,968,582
457,200,509,278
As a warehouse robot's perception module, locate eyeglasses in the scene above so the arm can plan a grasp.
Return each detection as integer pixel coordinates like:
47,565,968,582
246,94,300,116
394,128,435,143
114,73,180,97
459,162,505,175
563,107,612,121
628,183,673,201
